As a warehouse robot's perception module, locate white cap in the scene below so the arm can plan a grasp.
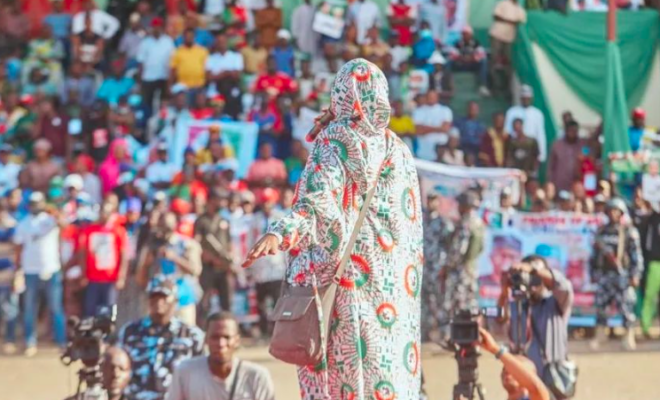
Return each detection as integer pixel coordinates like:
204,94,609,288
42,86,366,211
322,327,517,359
29,191,45,203
449,127,460,139
428,51,446,65
277,29,292,41
521,84,534,98
171,83,188,95
129,12,140,24
64,174,84,190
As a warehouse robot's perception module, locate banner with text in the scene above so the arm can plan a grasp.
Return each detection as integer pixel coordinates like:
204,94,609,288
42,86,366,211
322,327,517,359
415,159,523,219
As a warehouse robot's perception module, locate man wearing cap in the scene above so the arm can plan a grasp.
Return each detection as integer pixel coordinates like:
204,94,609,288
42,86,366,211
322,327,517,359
146,142,180,192
505,85,547,162
628,108,658,152
120,275,204,399
428,51,454,101
439,190,484,340
14,192,65,356
590,198,643,350
272,29,295,77
137,17,175,118
254,0,283,49
0,144,21,197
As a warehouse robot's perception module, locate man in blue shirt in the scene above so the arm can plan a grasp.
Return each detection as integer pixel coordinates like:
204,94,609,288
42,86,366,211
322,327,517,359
175,15,214,48
97,60,135,106
272,30,295,77
628,107,654,152
455,101,487,163
43,0,72,42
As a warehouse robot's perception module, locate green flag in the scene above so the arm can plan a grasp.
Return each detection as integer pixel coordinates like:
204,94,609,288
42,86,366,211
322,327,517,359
603,41,631,161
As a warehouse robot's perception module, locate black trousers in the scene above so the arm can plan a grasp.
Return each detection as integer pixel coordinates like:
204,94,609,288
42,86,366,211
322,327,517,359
141,79,169,121
200,265,234,313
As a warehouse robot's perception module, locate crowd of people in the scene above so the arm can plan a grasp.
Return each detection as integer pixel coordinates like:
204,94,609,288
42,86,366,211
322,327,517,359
0,0,659,399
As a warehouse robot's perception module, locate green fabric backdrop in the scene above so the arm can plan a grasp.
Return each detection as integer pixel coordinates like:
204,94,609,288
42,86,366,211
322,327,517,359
603,41,632,160
524,10,660,114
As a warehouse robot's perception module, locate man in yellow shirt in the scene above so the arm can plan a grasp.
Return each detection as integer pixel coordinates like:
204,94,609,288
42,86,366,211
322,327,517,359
389,100,416,152
170,28,209,90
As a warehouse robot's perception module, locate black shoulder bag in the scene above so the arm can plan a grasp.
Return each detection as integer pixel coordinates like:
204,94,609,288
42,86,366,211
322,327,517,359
229,360,243,400
530,313,578,400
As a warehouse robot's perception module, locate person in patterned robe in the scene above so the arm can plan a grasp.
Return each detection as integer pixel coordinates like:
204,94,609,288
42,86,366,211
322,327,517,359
439,190,484,340
244,59,424,400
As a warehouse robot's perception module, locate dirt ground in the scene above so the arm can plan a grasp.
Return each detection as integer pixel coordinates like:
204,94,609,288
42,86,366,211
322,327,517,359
1,339,659,400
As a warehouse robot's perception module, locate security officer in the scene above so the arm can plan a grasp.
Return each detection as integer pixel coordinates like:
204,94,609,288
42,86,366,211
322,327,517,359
439,190,485,341
589,198,643,351
421,193,454,341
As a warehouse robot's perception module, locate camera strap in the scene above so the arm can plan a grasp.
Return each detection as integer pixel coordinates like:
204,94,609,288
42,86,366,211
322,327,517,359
228,360,243,400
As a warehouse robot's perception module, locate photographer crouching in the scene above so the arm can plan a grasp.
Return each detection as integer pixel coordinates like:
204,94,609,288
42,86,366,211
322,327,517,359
64,346,132,400
498,255,577,399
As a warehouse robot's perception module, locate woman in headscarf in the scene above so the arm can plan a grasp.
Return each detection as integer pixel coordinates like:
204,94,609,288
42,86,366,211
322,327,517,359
244,59,423,399
98,138,130,195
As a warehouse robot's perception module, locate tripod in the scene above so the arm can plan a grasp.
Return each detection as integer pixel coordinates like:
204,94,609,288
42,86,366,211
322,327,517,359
511,298,528,355
452,345,486,400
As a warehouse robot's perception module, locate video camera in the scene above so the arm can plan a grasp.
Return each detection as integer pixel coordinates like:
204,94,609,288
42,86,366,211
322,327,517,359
449,308,502,400
61,306,117,400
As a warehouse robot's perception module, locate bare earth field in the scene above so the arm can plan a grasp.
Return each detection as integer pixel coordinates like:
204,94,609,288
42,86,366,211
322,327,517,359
1,340,659,400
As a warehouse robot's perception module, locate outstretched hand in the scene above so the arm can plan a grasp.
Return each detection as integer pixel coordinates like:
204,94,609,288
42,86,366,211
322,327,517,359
242,234,281,269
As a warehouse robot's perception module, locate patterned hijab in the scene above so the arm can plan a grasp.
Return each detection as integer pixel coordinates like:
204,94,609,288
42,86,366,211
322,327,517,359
330,58,391,135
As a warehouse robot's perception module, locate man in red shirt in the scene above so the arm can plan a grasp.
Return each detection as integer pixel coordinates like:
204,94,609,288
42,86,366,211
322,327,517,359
253,56,297,98
79,200,129,317
388,0,417,46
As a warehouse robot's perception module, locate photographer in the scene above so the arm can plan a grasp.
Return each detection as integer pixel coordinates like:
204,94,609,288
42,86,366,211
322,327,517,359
498,255,574,378
479,328,550,400
65,346,132,400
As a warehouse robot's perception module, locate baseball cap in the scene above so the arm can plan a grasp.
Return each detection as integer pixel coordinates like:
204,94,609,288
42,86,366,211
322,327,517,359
521,85,534,98
428,51,446,66
64,174,84,190
593,194,607,204
34,138,52,151
29,191,45,203
151,17,164,27
0,143,13,153
147,275,178,297
558,190,574,201
606,198,628,213
157,141,169,151
153,191,168,202
277,29,292,41
129,12,140,24
118,171,134,185
448,127,460,139
170,83,188,95
632,108,646,119
210,95,225,105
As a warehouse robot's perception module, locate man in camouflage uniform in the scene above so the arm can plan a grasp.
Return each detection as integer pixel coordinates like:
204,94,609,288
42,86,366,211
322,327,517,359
119,276,204,400
589,198,643,351
421,194,454,341
439,190,485,340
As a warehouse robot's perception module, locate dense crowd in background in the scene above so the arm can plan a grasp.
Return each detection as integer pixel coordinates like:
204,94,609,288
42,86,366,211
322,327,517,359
1,0,660,398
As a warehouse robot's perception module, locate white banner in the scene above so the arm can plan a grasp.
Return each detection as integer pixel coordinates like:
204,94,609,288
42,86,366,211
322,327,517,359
313,12,345,39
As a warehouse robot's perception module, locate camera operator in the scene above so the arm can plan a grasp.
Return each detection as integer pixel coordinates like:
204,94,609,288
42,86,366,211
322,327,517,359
65,346,132,400
119,276,204,400
498,255,574,377
590,198,643,351
479,328,550,400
